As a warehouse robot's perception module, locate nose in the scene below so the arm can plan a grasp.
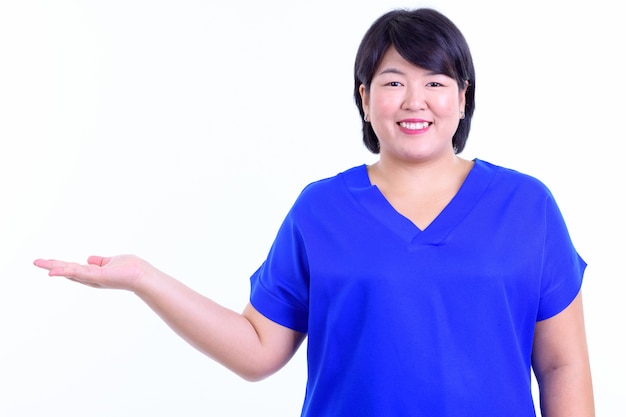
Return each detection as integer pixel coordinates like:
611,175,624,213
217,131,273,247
401,84,426,111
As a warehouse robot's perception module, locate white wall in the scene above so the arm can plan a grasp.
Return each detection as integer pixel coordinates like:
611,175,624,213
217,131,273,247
1,1,623,415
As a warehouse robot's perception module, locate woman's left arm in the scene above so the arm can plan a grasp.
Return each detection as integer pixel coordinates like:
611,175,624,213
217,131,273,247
532,291,595,417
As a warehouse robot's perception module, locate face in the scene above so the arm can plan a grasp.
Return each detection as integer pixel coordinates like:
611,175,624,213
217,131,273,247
360,46,467,164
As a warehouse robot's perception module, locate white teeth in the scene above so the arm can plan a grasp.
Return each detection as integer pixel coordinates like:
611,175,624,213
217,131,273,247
399,121,430,130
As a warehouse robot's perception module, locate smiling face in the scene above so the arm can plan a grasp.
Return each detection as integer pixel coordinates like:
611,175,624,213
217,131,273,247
360,46,467,165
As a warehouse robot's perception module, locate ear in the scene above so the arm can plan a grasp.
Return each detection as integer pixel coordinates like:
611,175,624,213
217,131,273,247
359,84,369,116
459,80,469,109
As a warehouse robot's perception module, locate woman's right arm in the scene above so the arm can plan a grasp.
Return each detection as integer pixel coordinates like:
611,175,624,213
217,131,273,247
33,255,305,381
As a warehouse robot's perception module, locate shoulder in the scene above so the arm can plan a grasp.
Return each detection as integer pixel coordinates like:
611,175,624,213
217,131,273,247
476,159,554,199
296,165,367,201
280,165,367,223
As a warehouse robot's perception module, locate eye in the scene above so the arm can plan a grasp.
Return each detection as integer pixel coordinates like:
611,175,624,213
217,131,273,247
385,81,403,87
426,81,443,87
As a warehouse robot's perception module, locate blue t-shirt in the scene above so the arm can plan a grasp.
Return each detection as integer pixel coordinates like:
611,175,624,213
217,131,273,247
250,159,585,417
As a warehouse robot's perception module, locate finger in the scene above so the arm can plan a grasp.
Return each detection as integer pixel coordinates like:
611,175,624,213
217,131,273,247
36,260,97,279
34,258,106,287
33,259,70,271
87,255,111,267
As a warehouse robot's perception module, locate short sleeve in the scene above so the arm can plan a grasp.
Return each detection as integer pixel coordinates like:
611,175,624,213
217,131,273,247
536,192,587,321
249,209,310,333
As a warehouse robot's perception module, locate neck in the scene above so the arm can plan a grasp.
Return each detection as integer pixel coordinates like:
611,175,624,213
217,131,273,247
369,154,472,192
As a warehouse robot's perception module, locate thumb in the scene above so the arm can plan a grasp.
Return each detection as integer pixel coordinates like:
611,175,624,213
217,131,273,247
87,255,111,267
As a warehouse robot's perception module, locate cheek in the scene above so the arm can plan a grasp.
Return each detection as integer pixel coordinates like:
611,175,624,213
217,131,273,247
436,95,462,116
370,95,398,115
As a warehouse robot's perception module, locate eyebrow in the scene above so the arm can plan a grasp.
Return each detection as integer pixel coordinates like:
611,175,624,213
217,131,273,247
377,67,405,76
377,67,441,77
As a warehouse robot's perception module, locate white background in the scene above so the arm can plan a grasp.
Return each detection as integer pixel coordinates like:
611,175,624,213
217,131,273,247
1,0,624,415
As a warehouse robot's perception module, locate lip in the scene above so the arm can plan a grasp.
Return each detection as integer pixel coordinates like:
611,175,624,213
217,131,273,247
397,118,431,134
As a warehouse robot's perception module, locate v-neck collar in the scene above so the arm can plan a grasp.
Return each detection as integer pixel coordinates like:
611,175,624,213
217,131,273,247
342,159,497,247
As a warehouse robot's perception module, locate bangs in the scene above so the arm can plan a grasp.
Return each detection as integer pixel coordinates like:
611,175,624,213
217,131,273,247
388,14,466,86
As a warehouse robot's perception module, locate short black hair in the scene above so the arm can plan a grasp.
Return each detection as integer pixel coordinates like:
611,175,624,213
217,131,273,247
353,8,476,154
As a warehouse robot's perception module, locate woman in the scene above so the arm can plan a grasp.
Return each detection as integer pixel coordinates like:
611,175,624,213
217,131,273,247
34,8,594,416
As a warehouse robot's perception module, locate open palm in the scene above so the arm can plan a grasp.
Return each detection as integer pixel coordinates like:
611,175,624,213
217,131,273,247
33,255,149,291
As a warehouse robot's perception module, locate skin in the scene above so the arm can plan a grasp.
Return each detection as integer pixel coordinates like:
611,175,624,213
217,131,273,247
33,45,594,415
532,292,595,416
359,46,473,230
33,255,304,382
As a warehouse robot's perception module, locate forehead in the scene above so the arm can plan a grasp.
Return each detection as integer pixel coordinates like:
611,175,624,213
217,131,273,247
378,46,408,67
375,46,437,77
